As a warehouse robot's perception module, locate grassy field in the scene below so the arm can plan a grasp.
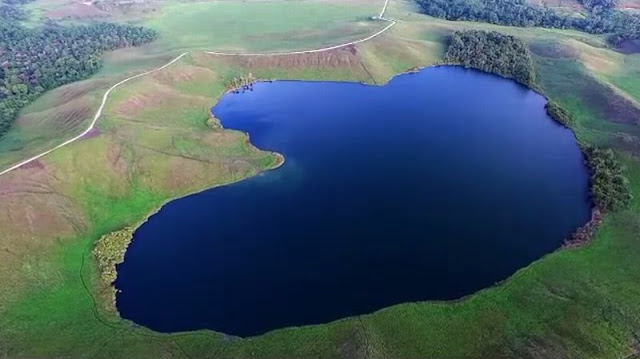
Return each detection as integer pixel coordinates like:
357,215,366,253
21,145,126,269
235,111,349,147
0,0,387,171
4,0,640,358
138,0,386,53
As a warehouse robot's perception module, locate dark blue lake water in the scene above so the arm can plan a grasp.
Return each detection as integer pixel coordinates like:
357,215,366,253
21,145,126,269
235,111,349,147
115,67,592,337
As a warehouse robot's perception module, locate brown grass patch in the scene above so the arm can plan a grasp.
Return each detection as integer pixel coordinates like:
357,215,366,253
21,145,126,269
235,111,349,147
244,22,380,48
0,167,86,239
565,39,623,74
166,157,205,190
17,96,94,135
580,52,619,73
54,79,107,105
618,0,640,9
150,64,217,84
615,39,640,54
92,0,162,16
528,0,584,8
210,46,364,71
609,132,640,154
0,165,87,303
106,139,130,177
583,76,640,125
315,0,375,5
113,85,177,117
530,42,579,58
163,154,248,192
46,1,109,19
20,78,105,116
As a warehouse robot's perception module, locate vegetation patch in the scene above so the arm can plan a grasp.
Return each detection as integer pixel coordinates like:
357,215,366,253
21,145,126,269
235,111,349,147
546,101,574,126
443,30,536,86
92,227,134,312
565,208,603,247
224,73,258,93
207,113,222,129
585,146,633,210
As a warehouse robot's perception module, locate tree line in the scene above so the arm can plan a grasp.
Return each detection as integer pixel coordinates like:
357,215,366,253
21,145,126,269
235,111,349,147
0,0,157,138
414,0,640,45
442,30,536,86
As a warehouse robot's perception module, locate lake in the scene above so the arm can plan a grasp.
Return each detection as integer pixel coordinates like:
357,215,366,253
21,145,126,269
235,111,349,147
115,66,592,337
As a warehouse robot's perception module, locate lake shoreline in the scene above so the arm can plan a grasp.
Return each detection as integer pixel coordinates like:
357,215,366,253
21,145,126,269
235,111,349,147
113,65,592,336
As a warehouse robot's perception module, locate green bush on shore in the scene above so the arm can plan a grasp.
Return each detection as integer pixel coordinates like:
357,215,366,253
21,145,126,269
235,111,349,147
584,146,632,211
92,227,135,311
93,227,135,285
545,101,574,127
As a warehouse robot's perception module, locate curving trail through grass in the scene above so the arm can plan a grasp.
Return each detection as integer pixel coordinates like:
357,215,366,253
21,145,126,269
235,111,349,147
0,0,395,177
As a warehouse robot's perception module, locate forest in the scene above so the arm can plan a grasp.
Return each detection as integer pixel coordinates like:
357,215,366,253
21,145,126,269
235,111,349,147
0,1,157,138
442,30,536,86
414,0,640,44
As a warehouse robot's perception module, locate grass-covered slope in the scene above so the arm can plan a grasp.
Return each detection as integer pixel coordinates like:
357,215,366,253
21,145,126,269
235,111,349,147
0,0,391,171
3,1,640,358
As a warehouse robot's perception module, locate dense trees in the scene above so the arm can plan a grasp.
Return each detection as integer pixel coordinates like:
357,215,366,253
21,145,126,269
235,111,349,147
0,17,157,137
443,31,536,86
584,146,632,211
414,0,640,45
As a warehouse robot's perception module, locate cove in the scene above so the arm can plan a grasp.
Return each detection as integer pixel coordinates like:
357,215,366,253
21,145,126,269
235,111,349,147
115,66,592,337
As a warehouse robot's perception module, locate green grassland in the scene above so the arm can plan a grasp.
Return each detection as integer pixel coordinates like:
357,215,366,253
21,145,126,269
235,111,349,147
138,0,387,53
4,0,640,358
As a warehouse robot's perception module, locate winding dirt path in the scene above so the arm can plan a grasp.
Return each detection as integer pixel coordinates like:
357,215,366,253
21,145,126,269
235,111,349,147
0,0,394,177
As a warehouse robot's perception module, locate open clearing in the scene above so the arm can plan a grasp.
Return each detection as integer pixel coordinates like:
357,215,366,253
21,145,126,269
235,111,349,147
3,0,640,358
